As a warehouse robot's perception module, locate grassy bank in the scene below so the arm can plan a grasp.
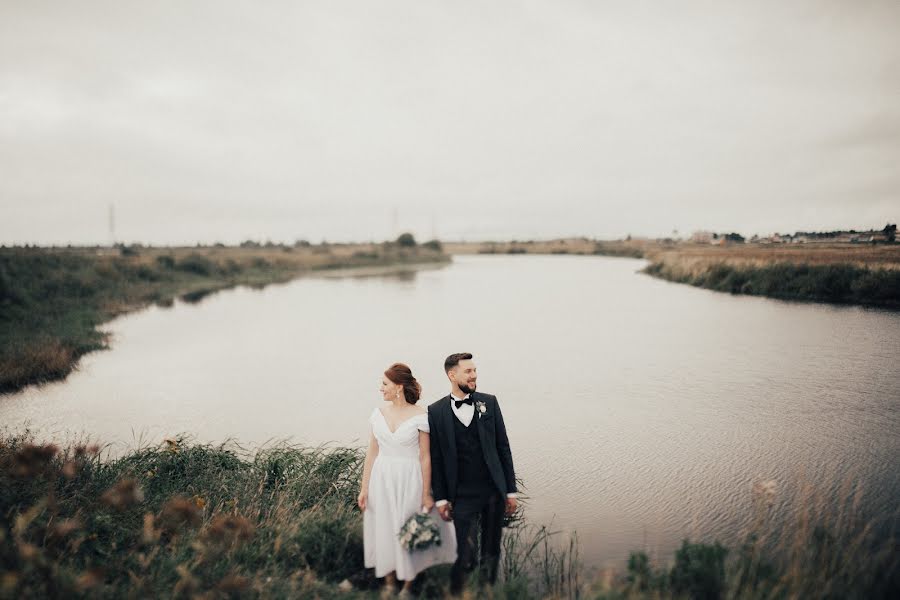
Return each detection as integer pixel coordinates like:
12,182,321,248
644,259,900,308
1,434,896,599
641,243,900,308
446,239,900,308
0,242,448,394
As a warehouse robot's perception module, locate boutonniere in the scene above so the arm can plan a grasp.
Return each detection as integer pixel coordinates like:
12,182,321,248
475,400,487,419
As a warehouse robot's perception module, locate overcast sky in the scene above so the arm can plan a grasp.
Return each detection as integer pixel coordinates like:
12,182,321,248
1,0,898,245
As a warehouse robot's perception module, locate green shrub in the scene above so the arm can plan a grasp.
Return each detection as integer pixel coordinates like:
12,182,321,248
645,260,900,307
669,540,728,600
176,253,216,276
396,233,416,247
156,254,176,269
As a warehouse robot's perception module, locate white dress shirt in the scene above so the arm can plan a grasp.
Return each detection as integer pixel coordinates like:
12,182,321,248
435,392,516,506
450,392,476,427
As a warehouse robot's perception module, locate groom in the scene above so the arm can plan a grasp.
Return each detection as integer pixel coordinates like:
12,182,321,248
428,353,517,595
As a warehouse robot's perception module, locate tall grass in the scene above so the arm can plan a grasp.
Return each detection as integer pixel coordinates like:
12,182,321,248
644,259,900,308
0,433,372,598
1,434,896,598
586,477,899,600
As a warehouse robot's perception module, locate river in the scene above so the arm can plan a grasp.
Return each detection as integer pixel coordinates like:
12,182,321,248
3,254,899,568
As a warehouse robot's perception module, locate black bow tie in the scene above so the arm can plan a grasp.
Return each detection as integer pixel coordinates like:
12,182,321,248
454,397,473,409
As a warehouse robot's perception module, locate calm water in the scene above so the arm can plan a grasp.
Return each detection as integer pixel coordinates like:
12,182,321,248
3,255,899,568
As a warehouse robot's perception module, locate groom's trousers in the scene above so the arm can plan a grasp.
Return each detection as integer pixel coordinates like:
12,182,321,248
450,491,506,594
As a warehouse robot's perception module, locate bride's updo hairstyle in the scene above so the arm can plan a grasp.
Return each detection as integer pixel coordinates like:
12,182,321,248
384,362,422,404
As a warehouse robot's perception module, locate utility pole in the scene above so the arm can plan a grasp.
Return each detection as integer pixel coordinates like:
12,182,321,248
109,204,116,246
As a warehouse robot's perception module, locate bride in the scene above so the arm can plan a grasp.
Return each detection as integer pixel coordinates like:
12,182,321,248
358,363,457,595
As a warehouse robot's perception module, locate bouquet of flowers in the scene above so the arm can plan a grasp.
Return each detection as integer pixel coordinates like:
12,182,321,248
397,511,441,551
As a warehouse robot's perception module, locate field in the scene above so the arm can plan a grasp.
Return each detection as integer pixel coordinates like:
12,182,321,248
446,239,900,267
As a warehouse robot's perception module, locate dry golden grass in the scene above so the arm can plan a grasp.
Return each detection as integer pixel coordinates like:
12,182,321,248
0,339,75,389
59,242,444,272
650,243,900,271
446,239,900,269
445,238,601,255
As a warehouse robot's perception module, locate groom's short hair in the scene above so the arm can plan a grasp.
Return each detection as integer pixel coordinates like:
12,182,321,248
444,352,473,373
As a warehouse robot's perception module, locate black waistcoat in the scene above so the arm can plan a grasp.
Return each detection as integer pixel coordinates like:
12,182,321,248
453,413,493,497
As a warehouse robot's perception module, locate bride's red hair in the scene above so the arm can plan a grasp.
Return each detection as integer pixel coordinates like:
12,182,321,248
385,363,422,404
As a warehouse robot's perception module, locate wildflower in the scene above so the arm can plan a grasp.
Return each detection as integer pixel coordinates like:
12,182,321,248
18,542,40,562
101,478,145,511
173,564,199,596
75,568,104,592
48,518,82,542
73,444,100,459
192,495,207,509
752,479,777,507
216,574,250,594
159,497,202,532
1,572,20,593
14,501,45,537
10,444,58,478
202,514,256,549
61,460,78,479
142,513,160,544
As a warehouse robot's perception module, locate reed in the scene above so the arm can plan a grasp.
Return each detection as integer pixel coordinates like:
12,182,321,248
0,432,372,598
1,434,895,599
585,476,899,600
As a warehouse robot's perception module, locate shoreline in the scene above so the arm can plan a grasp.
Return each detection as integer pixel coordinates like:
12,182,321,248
446,239,900,309
4,240,898,394
0,244,449,395
642,258,900,309
2,433,895,599
308,260,450,279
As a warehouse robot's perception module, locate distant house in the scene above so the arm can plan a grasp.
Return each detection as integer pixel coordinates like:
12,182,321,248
748,226,895,245
769,233,792,243
691,231,715,244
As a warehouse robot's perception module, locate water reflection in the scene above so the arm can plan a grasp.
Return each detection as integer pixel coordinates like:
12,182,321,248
2,255,898,567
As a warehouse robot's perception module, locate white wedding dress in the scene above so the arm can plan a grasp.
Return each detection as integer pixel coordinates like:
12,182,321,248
363,407,457,580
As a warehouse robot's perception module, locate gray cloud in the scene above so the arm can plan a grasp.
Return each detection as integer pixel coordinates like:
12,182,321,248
1,0,898,245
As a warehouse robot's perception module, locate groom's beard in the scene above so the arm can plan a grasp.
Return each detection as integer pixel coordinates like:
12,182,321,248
458,382,476,395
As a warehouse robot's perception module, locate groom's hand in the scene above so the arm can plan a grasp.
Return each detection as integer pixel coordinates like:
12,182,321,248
437,502,453,522
505,497,518,516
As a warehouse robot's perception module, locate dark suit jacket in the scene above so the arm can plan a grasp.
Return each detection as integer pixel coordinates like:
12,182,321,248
427,391,517,503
